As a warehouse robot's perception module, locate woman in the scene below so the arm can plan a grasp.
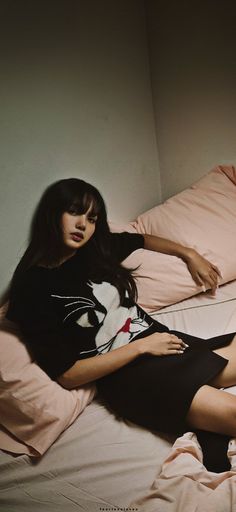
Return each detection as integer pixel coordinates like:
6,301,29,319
6,178,236,460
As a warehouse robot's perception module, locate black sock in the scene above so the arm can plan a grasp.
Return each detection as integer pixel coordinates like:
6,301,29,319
195,430,230,472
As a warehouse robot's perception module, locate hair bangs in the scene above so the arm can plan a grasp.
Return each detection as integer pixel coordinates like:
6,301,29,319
68,191,103,218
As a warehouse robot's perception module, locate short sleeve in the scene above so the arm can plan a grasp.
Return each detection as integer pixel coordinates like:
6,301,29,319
7,270,81,380
109,232,144,262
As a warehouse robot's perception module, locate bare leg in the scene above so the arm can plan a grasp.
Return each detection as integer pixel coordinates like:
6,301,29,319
186,335,236,436
186,385,236,436
210,334,236,388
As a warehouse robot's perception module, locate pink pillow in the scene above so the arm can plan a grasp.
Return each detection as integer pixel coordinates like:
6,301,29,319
119,166,236,311
0,319,96,456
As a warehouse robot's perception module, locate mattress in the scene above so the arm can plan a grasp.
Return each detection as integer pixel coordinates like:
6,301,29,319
1,280,236,512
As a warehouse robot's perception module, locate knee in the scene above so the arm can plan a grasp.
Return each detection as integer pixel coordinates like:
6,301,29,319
187,387,236,437
229,401,236,419
224,395,236,436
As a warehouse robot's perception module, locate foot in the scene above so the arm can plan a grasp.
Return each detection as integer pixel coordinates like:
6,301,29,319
227,438,236,471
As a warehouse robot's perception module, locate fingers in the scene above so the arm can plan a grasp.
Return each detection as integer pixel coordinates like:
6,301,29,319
187,252,222,294
147,333,190,357
207,265,222,295
168,335,189,354
202,273,217,293
211,264,222,279
193,273,204,287
196,266,221,294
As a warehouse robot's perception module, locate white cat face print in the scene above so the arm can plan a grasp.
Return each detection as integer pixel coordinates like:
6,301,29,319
51,281,152,356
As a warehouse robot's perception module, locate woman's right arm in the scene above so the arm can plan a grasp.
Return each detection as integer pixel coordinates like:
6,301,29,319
57,333,187,389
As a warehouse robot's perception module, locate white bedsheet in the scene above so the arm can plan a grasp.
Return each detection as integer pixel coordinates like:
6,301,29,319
152,279,236,338
0,401,172,511
1,280,236,512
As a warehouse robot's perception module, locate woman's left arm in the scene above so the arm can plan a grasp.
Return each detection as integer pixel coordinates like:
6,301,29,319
143,234,221,295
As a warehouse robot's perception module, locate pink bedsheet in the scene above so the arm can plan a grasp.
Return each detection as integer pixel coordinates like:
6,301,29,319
132,433,236,512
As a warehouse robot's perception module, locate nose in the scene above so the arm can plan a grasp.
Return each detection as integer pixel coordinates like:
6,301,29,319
76,214,86,230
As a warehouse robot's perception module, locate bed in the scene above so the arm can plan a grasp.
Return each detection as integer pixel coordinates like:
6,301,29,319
1,166,236,512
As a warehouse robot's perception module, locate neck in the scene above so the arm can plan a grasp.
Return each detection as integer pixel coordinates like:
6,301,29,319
59,248,77,265
39,248,77,269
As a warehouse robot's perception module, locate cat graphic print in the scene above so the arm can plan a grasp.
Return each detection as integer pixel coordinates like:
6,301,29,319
51,281,152,356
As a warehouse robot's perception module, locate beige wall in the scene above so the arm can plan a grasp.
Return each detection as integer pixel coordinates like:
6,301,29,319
0,1,160,294
1,0,236,296
147,0,236,199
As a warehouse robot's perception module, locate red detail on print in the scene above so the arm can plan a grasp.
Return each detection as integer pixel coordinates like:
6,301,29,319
118,318,132,334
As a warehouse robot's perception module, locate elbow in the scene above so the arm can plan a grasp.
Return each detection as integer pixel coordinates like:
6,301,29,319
57,373,73,389
143,234,154,250
57,369,77,390
57,358,96,388
57,362,87,389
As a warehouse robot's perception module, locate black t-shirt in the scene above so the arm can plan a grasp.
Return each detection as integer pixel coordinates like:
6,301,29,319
7,232,160,380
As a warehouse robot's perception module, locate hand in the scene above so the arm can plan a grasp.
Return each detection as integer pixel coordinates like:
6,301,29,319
184,249,221,295
137,332,188,357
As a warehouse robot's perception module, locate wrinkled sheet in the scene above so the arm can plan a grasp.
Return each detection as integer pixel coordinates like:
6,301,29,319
0,400,172,512
133,280,236,512
132,433,236,512
1,280,236,511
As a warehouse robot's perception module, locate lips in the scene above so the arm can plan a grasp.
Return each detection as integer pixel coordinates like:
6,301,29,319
71,232,84,242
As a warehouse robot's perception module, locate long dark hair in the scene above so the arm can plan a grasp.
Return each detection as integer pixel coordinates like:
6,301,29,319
8,178,137,304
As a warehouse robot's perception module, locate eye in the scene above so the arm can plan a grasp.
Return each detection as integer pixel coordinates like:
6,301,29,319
88,216,97,224
68,207,78,216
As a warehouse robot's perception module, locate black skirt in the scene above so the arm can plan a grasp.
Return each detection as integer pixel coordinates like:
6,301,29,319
97,325,235,436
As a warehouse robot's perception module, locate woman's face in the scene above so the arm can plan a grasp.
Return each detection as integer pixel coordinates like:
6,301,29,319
61,205,97,257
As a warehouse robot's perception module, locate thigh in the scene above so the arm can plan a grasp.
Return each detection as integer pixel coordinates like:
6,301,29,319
186,384,236,436
210,334,236,388
98,347,228,436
